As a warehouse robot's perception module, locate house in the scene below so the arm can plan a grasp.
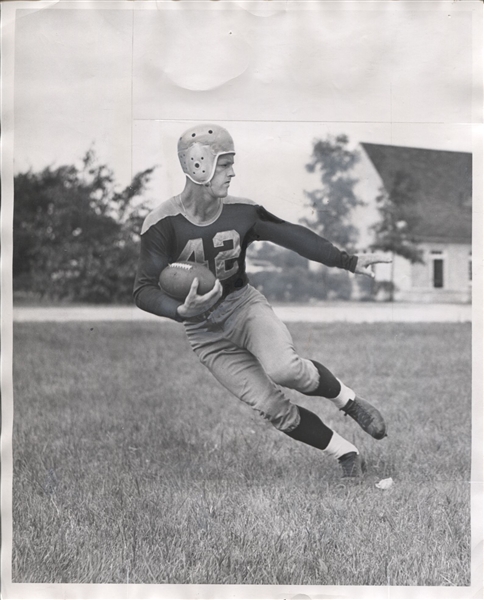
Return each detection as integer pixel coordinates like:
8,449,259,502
360,143,472,303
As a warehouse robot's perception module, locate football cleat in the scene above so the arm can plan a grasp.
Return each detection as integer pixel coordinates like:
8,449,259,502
341,397,387,440
338,452,366,478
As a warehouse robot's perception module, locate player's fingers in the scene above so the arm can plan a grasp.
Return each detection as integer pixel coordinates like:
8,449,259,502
202,279,223,301
361,254,392,266
370,253,392,264
356,266,375,278
186,278,199,301
198,286,214,302
214,280,223,300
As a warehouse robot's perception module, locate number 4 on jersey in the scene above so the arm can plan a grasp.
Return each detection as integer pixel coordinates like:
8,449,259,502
177,239,208,269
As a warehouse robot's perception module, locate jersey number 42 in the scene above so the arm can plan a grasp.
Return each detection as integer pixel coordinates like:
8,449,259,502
177,230,241,281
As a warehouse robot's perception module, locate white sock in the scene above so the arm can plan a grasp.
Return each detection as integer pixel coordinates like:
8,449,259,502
328,378,356,410
324,431,359,460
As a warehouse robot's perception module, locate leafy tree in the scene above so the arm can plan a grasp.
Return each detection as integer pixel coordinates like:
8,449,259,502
304,134,364,249
370,170,423,300
247,135,364,302
300,134,364,299
14,150,155,303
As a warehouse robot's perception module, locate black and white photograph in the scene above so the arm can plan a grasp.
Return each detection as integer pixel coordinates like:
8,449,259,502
1,2,482,599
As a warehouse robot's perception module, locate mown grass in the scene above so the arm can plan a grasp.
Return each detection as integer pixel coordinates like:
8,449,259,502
12,321,471,585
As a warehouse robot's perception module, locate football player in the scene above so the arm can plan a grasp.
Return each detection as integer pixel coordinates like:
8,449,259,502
134,124,390,478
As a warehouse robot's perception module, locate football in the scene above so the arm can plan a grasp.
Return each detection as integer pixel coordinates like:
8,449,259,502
159,261,217,300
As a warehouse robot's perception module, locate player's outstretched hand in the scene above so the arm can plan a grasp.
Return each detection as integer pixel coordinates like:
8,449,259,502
354,253,392,278
177,278,223,319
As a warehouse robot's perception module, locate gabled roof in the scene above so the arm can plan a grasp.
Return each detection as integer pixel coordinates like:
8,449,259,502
361,143,472,243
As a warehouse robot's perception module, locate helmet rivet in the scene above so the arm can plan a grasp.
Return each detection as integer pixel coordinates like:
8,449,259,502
194,163,200,168
208,130,213,134
191,133,196,137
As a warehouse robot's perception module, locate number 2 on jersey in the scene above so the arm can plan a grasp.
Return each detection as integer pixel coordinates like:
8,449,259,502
177,230,241,281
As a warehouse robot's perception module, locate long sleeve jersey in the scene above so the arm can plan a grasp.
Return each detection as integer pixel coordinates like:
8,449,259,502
133,195,358,321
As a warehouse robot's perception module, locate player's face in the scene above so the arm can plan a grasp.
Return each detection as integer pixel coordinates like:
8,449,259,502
209,154,235,198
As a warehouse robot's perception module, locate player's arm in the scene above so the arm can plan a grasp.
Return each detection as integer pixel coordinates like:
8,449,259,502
252,207,390,275
133,226,223,321
133,227,186,321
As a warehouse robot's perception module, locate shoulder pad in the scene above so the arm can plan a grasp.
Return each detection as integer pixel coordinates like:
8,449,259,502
224,196,258,207
141,197,182,235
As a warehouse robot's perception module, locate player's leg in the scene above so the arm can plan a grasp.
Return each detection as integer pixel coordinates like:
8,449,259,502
184,326,364,477
228,286,386,440
285,405,365,478
226,286,325,393
306,361,387,440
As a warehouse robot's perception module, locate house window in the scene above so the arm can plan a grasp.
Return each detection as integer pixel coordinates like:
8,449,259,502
430,250,444,289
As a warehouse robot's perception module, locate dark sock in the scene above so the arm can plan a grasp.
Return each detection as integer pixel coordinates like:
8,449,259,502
305,360,341,399
284,405,333,450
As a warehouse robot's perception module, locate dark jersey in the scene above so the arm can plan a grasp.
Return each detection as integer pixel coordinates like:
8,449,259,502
133,195,358,321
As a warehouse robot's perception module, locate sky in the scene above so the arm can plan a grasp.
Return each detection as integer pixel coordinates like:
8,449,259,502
10,1,479,236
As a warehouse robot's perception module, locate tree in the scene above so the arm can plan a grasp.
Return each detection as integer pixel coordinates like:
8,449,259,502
304,134,364,248
14,150,155,303
247,135,364,302
370,170,423,300
300,134,364,299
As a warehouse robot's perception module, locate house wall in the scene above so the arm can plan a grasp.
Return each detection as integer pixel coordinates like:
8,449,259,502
394,242,471,303
353,144,471,304
393,254,413,292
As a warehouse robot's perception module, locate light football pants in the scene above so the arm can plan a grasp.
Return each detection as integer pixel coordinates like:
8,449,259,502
184,285,320,432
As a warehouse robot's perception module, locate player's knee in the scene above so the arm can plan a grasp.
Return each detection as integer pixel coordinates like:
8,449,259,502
265,358,303,388
253,396,299,432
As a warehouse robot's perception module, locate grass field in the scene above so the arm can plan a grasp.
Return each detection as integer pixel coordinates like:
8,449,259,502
11,321,471,586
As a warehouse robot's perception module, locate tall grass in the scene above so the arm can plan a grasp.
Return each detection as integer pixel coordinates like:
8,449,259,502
12,322,471,585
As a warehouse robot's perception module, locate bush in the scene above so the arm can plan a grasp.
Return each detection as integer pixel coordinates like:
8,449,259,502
14,151,154,303
250,266,352,302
